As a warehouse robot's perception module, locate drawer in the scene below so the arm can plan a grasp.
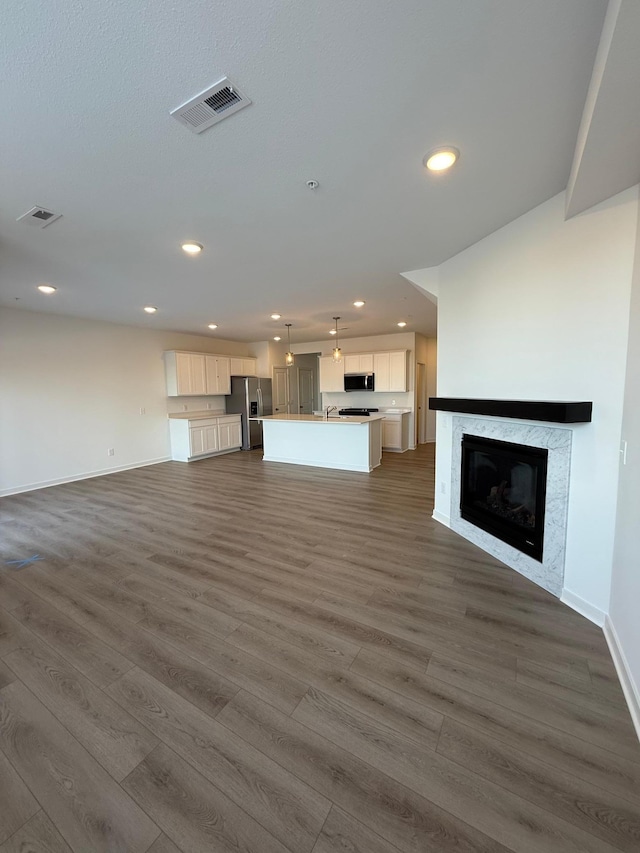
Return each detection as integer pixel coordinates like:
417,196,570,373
217,415,241,423
188,418,218,428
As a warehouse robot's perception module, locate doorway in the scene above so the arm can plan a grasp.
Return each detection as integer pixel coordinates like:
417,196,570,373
298,368,314,414
417,362,427,444
272,367,290,414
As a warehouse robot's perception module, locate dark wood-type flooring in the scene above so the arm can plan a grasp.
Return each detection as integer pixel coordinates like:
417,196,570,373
0,444,639,852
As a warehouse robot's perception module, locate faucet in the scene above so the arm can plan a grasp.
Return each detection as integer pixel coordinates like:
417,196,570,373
325,406,337,420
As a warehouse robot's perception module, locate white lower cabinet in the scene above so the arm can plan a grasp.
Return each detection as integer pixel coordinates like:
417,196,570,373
382,412,410,452
169,415,241,461
218,417,242,452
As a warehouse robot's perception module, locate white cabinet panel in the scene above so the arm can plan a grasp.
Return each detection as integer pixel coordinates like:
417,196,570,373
218,419,242,451
381,412,410,451
344,353,375,374
372,351,406,392
389,351,407,392
230,357,257,376
170,414,241,461
206,356,231,395
344,355,361,374
319,357,344,392
168,352,206,395
166,351,227,396
175,353,192,395
360,353,374,372
373,352,390,391
382,419,402,449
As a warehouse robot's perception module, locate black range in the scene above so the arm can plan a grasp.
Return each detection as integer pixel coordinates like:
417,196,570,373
338,407,380,417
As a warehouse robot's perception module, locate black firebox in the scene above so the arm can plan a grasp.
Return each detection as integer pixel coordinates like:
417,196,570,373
460,434,548,561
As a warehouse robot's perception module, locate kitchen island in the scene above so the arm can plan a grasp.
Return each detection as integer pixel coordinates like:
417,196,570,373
252,413,385,472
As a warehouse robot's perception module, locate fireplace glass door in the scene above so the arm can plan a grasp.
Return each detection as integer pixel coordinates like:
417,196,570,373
460,434,548,561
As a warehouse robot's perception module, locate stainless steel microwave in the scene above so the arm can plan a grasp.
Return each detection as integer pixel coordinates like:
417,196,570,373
344,373,375,392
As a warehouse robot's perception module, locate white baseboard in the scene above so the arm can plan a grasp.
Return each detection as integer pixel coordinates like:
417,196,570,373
0,456,172,497
432,509,451,527
604,615,640,744
560,588,606,626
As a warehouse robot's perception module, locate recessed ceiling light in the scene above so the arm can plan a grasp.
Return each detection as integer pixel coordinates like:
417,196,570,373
208,323,218,330
144,306,158,314
397,321,407,327
270,313,281,320
423,146,459,172
37,284,57,294
329,329,337,335
181,241,203,255
353,300,365,308
273,336,281,341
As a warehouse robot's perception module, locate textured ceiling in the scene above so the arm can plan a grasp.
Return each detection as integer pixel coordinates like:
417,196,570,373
0,0,607,342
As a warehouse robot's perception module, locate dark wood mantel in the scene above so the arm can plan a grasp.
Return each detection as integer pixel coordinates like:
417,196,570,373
429,398,592,423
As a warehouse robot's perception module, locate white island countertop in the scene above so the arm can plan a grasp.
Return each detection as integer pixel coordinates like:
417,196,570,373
253,413,384,472
252,413,386,425
167,410,228,420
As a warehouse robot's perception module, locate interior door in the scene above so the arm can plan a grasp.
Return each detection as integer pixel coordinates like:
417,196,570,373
417,362,426,444
273,367,290,414
298,368,314,414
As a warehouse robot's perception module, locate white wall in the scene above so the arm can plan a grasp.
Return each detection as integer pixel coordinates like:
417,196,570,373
434,187,638,615
426,337,438,442
0,308,253,495
248,339,288,378
609,194,640,728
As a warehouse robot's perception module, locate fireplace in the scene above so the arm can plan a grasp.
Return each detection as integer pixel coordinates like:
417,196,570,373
460,434,548,561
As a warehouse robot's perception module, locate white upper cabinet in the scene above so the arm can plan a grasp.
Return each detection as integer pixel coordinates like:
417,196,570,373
344,354,374,374
344,354,360,374
318,356,344,392
229,357,257,376
388,350,407,392
165,351,230,396
205,356,231,395
373,351,407,392
166,352,207,395
360,353,374,372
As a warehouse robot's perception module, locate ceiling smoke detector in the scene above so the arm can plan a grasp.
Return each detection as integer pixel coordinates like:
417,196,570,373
171,77,251,134
17,206,63,228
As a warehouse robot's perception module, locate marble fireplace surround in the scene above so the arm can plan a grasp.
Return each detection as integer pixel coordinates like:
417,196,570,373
450,416,572,596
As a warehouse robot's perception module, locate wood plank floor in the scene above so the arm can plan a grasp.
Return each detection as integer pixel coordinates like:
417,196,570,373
0,444,639,852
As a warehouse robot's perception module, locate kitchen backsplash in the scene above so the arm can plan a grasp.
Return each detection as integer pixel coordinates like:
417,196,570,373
166,395,227,414
320,391,413,410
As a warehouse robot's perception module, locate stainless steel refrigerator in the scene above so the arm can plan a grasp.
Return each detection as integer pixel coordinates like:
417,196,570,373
225,376,273,450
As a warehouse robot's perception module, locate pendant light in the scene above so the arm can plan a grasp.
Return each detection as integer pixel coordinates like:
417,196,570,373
332,316,342,363
285,323,294,367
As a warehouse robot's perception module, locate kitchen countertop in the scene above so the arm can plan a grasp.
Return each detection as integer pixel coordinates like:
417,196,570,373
252,413,386,425
167,410,229,420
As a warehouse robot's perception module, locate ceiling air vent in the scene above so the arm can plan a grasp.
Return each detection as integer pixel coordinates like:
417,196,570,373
170,77,251,134
17,206,62,228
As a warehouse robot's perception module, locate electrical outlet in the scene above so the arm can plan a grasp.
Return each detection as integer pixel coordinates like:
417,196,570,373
206,402,212,409
392,399,396,406
107,448,115,457
182,404,188,411
139,407,145,415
